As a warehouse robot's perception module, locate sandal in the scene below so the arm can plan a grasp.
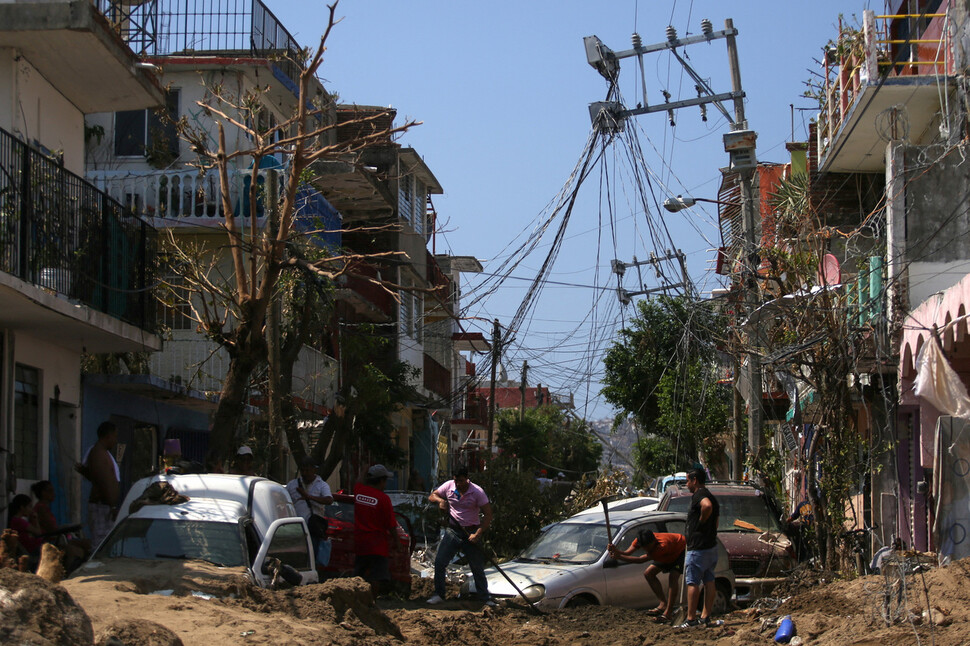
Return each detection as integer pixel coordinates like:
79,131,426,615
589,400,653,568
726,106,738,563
645,606,665,616
653,615,671,624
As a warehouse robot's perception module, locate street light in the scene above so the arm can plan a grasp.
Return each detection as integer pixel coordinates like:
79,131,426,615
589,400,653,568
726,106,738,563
662,195,739,213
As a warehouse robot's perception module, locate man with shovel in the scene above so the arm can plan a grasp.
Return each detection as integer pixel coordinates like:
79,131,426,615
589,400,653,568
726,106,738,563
427,466,494,606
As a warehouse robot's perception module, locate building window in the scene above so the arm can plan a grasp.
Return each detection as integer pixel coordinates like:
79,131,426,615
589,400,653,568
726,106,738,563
401,291,413,338
115,89,180,161
161,275,192,331
415,294,424,343
399,174,413,225
413,179,425,235
14,364,40,480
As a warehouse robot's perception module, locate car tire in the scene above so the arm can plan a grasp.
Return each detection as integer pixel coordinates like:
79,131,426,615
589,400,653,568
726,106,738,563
565,594,596,608
706,579,731,616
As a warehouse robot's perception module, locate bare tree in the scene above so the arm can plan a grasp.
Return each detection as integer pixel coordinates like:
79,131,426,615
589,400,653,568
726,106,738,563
165,1,419,463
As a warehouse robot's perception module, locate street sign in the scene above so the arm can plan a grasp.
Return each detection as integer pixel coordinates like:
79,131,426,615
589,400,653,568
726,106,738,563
782,423,798,452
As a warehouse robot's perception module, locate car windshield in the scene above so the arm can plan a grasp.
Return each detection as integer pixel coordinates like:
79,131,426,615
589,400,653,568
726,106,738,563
518,522,608,564
666,493,782,532
96,518,246,567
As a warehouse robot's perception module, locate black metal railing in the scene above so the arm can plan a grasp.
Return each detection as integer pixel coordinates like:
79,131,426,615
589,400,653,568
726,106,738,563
96,0,304,87
0,127,157,331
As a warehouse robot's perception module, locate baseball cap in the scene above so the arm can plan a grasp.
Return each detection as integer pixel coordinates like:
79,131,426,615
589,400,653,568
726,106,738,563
366,464,392,479
236,445,253,456
298,455,316,468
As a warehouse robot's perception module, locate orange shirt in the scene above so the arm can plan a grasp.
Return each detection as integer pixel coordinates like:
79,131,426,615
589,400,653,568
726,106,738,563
634,532,686,564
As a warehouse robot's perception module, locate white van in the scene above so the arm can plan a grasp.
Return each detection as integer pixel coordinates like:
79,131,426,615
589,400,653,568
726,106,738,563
88,473,317,588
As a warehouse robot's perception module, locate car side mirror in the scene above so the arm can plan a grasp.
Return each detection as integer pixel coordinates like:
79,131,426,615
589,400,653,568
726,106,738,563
603,558,619,569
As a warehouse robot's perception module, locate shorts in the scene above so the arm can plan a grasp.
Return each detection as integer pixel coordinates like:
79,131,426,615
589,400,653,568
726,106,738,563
684,546,718,586
354,554,390,582
653,551,685,574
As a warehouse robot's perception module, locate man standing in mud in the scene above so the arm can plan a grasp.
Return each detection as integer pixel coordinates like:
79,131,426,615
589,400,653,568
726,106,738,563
427,466,494,606
678,467,720,628
354,464,400,598
75,421,120,547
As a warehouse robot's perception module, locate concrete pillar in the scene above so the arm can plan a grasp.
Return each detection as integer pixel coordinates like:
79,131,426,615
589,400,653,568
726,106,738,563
885,141,907,327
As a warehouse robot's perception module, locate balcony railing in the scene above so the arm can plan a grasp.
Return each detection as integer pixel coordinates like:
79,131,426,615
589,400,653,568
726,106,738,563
90,167,263,221
89,167,342,249
0,127,157,330
817,9,951,162
151,331,335,404
96,0,304,88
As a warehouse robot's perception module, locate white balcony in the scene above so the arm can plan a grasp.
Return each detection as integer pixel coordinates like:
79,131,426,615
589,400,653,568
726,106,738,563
88,167,272,228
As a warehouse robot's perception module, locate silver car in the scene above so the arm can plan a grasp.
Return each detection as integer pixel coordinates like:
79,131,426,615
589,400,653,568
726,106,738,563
467,510,734,612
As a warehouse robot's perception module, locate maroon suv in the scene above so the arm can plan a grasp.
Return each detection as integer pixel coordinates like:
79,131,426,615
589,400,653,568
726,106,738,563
657,482,796,604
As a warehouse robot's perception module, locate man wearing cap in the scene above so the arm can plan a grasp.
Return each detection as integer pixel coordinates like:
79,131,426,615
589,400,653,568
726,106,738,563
232,445,256,476
427,466,493,605
287,456,333,565
354,464,400,598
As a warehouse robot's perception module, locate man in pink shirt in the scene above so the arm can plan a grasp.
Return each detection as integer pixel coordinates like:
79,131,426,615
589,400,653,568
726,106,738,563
427,466,493,606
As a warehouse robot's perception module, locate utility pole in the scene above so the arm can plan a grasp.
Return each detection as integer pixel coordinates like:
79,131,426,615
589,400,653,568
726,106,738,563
725,18,763,468
584,17,762,471
487,318,501,454
519,360,529,423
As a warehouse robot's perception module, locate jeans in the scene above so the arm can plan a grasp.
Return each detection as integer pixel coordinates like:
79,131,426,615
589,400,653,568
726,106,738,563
434,527,490,600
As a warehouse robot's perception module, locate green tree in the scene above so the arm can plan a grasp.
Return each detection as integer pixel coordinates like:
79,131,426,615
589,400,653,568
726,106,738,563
602,295,728,470
496,405,601,477
632,435,677,476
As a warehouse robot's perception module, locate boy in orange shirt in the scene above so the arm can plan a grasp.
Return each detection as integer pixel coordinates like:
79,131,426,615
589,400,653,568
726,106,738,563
608,529,686,623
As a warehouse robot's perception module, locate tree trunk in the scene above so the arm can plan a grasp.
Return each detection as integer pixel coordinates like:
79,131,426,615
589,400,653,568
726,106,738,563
209,333,266,461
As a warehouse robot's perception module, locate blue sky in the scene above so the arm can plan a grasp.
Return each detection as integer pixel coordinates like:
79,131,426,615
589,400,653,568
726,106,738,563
267,0,875,421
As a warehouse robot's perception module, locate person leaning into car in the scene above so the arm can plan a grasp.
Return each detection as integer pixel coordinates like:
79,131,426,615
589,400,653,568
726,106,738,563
607,529,686,624
679,467,720,628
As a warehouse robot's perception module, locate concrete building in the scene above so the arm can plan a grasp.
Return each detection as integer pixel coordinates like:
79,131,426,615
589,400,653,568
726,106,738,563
83,0,339,487
784,2,970,554
0,0,163,519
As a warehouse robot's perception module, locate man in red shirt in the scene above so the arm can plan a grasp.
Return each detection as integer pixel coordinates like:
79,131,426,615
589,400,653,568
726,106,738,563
353,464,400,598
608,529,687,623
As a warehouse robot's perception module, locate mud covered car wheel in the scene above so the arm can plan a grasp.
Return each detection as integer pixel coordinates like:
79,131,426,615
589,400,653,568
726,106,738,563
565,594,596,608
708,579,731,615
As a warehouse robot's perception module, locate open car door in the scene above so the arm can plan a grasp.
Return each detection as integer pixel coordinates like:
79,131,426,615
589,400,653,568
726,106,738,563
252,517,318,587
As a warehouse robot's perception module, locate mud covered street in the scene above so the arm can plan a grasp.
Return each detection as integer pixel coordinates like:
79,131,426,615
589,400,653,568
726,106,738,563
1,556,968,645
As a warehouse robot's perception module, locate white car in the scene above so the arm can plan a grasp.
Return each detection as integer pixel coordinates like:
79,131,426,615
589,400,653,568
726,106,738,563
86,473,318,588
467,510,734,612
572,496,659,517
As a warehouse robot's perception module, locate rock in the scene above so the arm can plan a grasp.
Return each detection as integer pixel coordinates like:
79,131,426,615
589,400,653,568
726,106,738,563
0,568,94,645
0,529,19,566
95,618,184,646
36,542,66,584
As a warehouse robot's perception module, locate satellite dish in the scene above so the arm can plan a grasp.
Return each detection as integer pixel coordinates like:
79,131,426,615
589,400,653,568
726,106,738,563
819,253,841,286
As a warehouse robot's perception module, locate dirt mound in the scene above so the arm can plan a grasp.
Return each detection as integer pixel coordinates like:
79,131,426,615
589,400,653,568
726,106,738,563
222,576,403,639
0,568,94,646
96,618,184,646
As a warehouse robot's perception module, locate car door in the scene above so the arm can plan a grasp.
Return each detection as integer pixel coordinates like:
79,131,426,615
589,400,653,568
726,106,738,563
603,521,667,607
252,518,318,587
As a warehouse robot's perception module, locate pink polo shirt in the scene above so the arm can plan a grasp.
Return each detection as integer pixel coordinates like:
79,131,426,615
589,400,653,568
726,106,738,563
435,479,489,528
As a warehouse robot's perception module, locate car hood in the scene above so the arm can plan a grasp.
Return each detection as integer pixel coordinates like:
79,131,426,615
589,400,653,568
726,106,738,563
717,531,791,558
483,559,591,596
67,557,250,597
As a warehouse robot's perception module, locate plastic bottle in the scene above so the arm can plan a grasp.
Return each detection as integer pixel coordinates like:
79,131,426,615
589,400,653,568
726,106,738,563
774,615,795,643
